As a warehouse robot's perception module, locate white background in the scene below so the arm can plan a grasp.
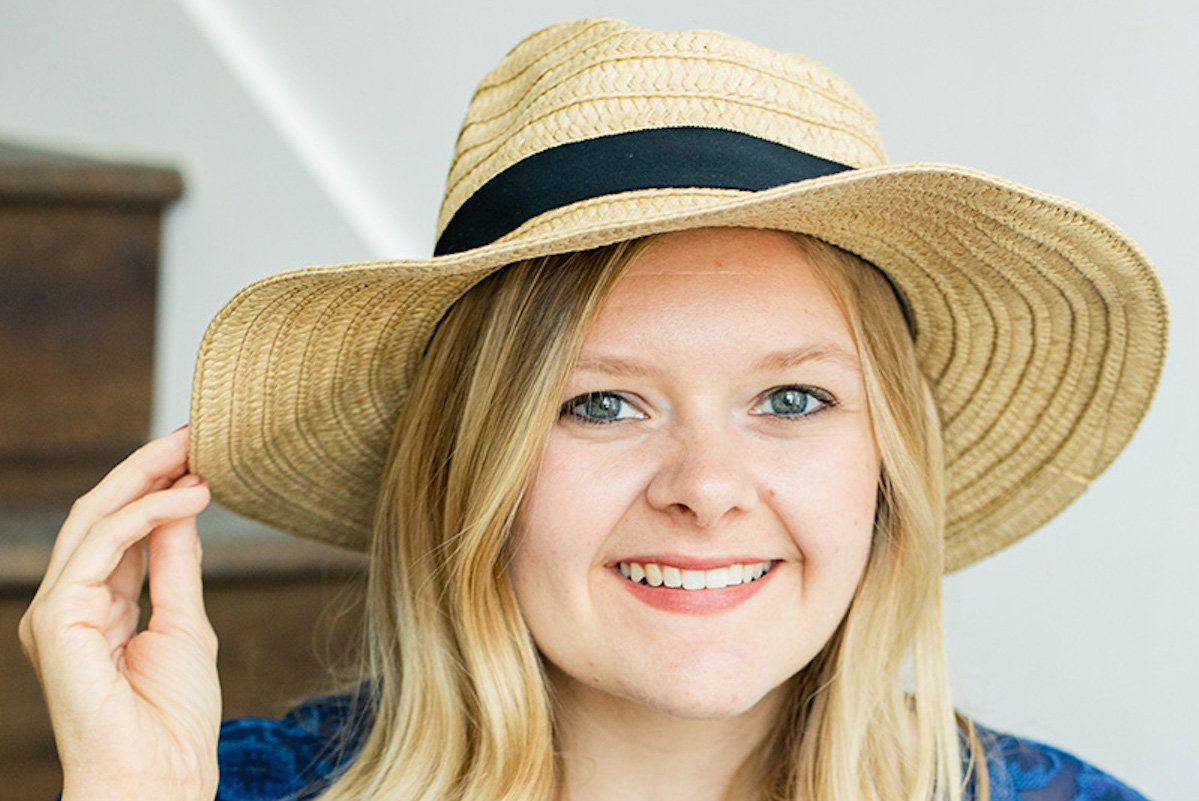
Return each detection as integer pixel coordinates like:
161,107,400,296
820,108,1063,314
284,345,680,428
2,1,1195,797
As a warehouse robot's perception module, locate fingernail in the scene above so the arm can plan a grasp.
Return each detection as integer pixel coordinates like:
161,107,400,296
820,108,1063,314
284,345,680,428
175,473,207,489
173,423,190,433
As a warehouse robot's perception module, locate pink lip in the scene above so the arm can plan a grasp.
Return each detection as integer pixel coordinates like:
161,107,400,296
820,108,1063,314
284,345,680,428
611,554,769,571
611,562,776,616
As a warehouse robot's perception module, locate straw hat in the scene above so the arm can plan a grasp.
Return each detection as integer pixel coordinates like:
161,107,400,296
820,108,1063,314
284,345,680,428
189,18,1167,572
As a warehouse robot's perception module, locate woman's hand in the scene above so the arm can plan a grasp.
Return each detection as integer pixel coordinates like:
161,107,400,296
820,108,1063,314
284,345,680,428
18,427,221,801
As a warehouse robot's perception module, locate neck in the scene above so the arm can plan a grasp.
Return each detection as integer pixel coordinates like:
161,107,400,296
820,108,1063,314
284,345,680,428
550,669,786,801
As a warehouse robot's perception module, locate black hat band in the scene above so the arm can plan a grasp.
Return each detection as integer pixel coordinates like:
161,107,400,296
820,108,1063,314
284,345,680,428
434,126,855,256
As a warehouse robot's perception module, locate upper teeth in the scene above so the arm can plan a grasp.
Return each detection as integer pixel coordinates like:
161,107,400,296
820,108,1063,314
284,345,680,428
617,560,773,590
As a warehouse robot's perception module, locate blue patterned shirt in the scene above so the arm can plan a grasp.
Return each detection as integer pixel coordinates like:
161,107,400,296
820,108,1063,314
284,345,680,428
215,693,1151,800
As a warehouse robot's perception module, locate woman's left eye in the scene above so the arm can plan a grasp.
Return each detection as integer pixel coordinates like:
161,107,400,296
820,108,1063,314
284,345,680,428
751,385,836,419
560,392,644,425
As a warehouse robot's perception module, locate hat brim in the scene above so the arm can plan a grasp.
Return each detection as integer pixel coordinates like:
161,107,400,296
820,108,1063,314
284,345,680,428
189,162,1167,572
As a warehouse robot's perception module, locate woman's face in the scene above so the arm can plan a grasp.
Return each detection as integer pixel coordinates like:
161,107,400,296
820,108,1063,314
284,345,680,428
509,227,880,721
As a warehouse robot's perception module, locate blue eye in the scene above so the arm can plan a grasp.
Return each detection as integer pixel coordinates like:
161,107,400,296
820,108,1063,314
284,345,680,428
561,392,643,424
753,385,835,418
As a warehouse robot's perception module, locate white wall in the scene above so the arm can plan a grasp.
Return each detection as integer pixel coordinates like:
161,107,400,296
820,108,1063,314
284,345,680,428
2,1,1195,797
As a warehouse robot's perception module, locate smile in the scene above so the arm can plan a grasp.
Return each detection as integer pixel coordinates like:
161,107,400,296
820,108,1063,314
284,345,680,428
617,560,774,590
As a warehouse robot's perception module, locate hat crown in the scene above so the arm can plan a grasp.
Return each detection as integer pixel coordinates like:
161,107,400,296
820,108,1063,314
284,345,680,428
437,18,887,240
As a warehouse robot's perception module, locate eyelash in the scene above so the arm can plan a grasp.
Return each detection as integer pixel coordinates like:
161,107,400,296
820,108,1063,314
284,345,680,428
559,391,644,426
558,385,837,426
750,385,837,420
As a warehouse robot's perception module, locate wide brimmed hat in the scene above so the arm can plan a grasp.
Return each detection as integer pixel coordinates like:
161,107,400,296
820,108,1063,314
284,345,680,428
189,18,1167,572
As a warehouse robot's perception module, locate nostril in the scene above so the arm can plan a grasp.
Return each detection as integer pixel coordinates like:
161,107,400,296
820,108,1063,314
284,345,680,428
643,430,758,527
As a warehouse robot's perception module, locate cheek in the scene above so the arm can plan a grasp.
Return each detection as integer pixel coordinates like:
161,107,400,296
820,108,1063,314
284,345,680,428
512,447,586,566
516,435,650,553
766,431,880,569
507,504,576,654
508,495,572,607
508,435,647,609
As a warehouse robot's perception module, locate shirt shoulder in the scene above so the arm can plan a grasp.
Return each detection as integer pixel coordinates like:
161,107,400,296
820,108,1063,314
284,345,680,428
216,690,369,801
216,699,1152,801
970,725,1151,801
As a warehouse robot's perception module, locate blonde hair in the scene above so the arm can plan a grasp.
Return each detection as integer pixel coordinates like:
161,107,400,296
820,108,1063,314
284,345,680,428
752,235,989,801
314,230,987,801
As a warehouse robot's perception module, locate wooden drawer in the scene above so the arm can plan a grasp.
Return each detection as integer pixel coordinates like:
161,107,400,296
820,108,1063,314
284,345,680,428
0,140,181,509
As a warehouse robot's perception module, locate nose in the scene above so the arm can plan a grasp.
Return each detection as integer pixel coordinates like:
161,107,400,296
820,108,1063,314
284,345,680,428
644,421,758,528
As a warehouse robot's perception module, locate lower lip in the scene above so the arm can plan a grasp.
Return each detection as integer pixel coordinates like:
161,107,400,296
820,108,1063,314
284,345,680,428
614,566,776,615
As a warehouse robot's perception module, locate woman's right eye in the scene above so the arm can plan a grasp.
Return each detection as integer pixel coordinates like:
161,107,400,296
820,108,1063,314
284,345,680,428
559,392,644,425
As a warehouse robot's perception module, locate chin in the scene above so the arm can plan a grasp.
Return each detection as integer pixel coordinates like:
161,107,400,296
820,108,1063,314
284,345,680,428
620,671,790,722
641,695,767,722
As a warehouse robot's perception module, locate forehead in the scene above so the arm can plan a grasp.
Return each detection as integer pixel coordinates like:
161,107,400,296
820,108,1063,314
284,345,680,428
587,228,854,352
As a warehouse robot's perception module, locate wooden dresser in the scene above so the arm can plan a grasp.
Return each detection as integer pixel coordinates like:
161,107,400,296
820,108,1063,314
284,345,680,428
0,140,368,799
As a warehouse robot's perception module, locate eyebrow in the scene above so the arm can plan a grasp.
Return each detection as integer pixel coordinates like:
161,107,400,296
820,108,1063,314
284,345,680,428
757,344,862,376
572,343,862,379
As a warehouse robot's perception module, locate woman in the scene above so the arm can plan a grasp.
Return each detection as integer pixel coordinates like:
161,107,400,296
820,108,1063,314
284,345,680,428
19,18,1165,801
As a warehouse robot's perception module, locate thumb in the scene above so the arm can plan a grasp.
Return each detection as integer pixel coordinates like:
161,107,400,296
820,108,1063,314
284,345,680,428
145,478,214,649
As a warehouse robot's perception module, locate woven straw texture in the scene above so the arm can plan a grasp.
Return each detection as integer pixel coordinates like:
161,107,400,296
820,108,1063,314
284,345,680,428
190,19,1167,573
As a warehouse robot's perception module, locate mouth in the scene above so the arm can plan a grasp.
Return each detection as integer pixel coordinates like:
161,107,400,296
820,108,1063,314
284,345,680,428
617,560,774,590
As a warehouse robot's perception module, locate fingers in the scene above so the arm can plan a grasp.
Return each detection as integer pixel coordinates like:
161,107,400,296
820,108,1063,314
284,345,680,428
20,478,210,664
18,434,224,797
102,542,147,656
54,480,211,595
75,426,192,521
146,478,216,652
44,427,193,588
19,475,213,722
